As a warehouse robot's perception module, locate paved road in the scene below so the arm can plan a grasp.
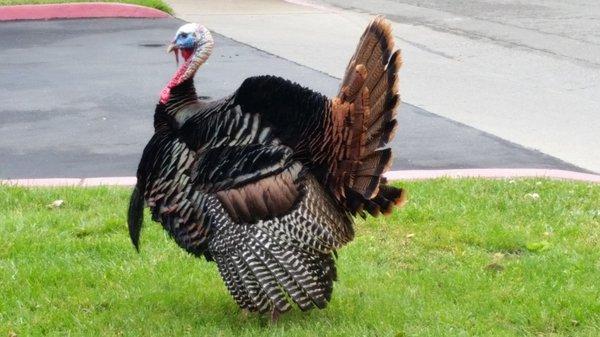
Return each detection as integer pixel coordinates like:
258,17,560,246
321,0,600,65
0,18,583,179
317,0,600,173
173,0,599,172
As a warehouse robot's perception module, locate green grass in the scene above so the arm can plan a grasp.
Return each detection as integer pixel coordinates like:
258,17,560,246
0,0,173,14
1,179,599,336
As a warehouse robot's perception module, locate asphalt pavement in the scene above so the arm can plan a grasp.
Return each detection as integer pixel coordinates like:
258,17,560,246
0,18,584,179
175,0,600,173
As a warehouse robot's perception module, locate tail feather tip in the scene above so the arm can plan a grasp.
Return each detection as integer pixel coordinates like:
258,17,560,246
395,188,408,207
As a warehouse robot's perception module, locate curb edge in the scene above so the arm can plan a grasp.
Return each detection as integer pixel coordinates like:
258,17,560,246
2,169,598,187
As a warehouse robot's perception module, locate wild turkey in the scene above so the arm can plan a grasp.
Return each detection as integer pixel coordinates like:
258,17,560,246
128,17,406,319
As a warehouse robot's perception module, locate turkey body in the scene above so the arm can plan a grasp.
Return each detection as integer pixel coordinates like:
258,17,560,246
129,17,405,315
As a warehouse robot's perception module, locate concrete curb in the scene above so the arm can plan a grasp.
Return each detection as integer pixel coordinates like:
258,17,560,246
384,168,600,183
0,177,137,187
1,169,598,187
0,3,169,21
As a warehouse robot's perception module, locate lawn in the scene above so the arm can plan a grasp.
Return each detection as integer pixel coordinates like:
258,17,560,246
1,179,599,336
0,0,173,14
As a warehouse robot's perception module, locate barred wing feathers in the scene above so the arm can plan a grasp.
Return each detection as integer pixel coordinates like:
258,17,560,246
211,176,350,313
129,101,354,313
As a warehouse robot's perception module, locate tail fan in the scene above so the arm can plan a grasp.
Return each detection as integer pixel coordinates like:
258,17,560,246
327,16,405,216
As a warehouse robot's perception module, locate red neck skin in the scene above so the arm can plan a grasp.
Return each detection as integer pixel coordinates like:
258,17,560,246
159,49,195,104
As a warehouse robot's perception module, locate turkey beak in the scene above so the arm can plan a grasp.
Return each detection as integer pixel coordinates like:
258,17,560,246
167,43,179,65
167,43,177,53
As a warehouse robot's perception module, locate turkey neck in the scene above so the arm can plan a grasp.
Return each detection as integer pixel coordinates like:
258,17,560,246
160,26,214,106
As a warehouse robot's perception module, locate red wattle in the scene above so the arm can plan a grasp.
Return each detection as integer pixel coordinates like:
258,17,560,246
159,58,192,104
181,49,194,61
159,47,198,103
160,87,171,104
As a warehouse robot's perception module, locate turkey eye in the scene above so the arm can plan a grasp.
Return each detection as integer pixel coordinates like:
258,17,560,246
180,33,188,38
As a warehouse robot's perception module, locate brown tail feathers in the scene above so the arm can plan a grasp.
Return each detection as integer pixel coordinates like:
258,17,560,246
327,16,406,217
